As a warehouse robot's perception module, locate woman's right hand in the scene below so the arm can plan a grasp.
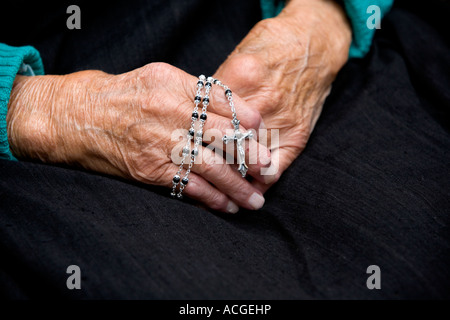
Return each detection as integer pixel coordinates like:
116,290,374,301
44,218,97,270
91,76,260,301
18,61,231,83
6,63,270,213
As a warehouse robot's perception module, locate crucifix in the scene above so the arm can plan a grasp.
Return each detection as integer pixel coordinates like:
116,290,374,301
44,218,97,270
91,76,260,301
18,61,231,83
222,119,253,177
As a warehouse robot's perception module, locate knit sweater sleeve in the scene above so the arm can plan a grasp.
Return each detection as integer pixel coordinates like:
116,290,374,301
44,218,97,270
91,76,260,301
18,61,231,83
260,0,394,58
0,43,45,161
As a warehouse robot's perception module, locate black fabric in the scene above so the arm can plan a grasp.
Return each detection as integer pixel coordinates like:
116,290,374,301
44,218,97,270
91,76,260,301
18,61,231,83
1,0,260,76
0,0,449,299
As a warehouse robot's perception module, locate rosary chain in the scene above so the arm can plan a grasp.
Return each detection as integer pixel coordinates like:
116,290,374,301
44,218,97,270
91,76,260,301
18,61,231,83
171,76,239,198
171,75,206,198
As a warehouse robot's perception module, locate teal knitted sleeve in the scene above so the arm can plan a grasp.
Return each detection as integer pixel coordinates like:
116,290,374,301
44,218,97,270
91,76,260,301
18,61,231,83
260,0,394,58
0,43,44,161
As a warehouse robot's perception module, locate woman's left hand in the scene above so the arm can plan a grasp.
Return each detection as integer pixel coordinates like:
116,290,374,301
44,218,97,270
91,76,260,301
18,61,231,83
214,0,352,192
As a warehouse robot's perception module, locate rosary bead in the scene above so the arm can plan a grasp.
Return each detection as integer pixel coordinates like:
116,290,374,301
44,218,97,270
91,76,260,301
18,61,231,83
173,75,244,199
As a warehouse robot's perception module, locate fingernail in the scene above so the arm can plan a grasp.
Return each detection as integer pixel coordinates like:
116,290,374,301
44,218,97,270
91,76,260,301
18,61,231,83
248,192,265,210
226,201,239,214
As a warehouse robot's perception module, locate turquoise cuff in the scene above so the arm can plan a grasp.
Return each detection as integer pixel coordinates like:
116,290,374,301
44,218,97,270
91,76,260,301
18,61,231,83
0,43,45,161
260,0,394,59
342,0,394,58
260,0,285,19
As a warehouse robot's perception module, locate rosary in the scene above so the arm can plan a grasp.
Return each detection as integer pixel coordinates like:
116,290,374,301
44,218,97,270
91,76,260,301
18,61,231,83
171,75,253,199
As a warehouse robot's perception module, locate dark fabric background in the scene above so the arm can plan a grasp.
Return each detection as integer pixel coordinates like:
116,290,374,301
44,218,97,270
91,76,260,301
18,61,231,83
0,0,449,299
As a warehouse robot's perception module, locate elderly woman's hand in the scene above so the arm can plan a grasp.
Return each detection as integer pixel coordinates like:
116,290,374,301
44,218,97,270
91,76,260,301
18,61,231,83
7,63,271,213
214,0,352,192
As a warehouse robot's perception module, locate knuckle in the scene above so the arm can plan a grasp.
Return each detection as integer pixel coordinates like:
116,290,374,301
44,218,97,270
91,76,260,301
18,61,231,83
199,152,217,175
139,62,174,82
128,158,168,185
245,111,262,130
207,192,228,211
266,86,284,106
203,126,222,145
254,17,277,33
227,54,263,88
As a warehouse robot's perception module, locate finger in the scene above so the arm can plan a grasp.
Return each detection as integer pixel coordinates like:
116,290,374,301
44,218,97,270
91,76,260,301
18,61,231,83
198,80,263,131
191,147,265,210
258,146,299,186
250,147,284,194
181,172,239,214
138,161,238,214
260,147,282,185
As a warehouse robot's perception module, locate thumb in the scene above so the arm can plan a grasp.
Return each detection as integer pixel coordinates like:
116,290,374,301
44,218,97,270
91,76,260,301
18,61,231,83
251,146,301,194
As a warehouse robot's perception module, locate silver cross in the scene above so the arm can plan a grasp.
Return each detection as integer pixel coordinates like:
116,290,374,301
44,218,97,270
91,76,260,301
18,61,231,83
222,119,253,177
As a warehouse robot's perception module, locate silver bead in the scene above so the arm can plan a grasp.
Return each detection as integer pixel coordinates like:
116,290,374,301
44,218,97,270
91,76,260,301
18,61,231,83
170,192,176,198
196,131,203,138
199,75,206,81
207,76,213,82
172,175,181,184
177,193,183,199
182,146,190,155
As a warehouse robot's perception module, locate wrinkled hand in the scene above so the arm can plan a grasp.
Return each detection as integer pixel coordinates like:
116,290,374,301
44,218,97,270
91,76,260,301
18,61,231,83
214,0,351,192
7,63,271,213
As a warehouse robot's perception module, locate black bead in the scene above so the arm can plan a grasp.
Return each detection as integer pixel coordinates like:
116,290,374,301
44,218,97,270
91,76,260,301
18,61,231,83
191,149,198,156
172,175,180,183
181,177,189,185
189,129,195,136
194,95,201,102
203,97,209,104
192,112,199,119
205,82,212,88
213,79,219,84
197,80,203,87
225,89,232,96
200,113,207,121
